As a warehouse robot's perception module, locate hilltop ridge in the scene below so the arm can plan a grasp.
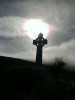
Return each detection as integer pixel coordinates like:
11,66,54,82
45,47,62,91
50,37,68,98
0,55,75,100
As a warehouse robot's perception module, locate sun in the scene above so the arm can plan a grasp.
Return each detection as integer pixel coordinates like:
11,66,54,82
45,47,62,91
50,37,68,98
22,19,50,39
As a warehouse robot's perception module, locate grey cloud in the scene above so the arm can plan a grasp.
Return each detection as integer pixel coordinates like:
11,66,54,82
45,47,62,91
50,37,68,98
0,36,33,53
43,40,75,66
0,16,34,54
0,51,36,62
0,16,26,37
47,31,75,46
0,0,74,19
0,0,28,2
0,16,35,55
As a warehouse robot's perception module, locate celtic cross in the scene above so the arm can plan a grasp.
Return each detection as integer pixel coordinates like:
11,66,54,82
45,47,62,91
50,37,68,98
33,33,47,65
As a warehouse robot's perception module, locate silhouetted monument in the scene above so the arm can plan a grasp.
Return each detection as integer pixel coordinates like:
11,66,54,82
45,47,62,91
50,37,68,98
33,33,47,65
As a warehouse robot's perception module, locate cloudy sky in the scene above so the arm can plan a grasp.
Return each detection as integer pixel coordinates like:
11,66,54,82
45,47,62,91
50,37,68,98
0,0,75,65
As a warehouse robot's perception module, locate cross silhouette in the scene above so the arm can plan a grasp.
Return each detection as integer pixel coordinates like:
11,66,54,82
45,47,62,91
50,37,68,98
33,33,47,65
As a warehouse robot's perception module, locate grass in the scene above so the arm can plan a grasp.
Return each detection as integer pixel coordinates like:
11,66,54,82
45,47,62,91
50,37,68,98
0,56,75,100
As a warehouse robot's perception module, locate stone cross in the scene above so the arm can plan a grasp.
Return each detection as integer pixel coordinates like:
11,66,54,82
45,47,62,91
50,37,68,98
33,33,47,65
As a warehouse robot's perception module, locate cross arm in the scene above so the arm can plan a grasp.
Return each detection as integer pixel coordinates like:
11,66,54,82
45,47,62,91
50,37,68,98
33,39,37,45
43,39,47,45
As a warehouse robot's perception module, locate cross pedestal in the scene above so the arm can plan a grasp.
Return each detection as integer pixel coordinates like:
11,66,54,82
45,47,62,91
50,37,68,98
33,33,47,65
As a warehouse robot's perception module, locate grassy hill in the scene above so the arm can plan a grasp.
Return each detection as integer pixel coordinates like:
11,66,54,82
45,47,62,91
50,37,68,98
0,56,75,100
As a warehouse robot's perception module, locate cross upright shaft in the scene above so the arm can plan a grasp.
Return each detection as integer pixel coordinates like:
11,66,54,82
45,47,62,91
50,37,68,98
33,33,47,65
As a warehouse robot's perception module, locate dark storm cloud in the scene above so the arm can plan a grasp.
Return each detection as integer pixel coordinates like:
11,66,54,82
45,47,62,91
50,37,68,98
0,36,28,53
0,0,74,2
0,35,33,53
0,0,28,2
47,31,75,46
0,0,74,18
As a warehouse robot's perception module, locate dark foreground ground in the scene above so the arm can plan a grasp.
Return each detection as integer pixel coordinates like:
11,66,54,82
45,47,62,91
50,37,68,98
0,56,75,100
